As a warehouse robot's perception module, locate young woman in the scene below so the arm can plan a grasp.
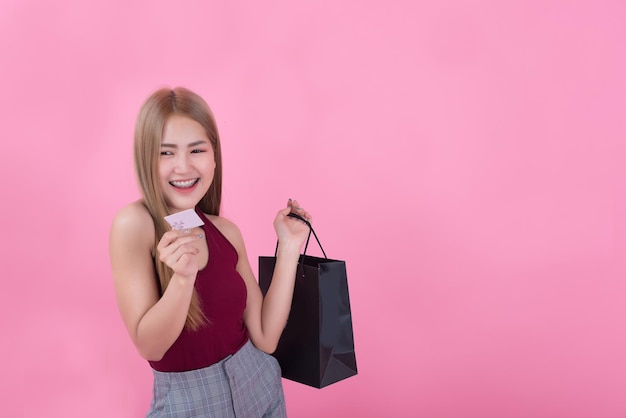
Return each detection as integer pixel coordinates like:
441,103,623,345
109,87,311,417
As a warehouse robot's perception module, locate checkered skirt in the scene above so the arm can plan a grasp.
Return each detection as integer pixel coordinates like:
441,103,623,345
147,340,287,417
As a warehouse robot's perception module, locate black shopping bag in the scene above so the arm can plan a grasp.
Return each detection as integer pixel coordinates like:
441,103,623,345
259,214,357,388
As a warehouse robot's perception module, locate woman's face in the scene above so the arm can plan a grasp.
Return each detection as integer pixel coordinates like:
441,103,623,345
159,114,215,213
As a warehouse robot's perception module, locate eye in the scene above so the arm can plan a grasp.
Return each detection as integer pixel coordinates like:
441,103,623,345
191,149,207,154
160,150,173,156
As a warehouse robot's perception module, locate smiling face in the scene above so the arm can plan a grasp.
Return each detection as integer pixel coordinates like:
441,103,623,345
159,114,216,213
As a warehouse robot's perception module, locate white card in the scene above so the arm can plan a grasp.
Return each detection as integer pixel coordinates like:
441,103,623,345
164,209,205,230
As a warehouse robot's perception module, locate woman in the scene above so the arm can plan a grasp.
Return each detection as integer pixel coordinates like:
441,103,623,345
109,87,311,417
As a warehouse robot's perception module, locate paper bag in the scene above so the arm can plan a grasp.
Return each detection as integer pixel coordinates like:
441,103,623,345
259,215,357,388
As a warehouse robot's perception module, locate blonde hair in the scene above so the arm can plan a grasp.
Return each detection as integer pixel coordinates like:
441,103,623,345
134,87,223,330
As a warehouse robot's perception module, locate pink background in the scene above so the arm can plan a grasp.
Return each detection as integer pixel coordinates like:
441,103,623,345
3,0,626,417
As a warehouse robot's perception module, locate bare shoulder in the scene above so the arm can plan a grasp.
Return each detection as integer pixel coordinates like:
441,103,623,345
110,200,155,250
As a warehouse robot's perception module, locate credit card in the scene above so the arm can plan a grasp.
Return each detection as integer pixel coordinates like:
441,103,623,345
164,209,205,230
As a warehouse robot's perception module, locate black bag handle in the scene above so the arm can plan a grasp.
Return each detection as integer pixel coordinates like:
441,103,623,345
273,212,328,259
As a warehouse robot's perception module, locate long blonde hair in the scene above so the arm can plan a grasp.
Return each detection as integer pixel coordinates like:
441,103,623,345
134,87,223,330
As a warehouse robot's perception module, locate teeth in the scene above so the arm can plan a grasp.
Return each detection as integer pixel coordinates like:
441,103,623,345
170,179,197,188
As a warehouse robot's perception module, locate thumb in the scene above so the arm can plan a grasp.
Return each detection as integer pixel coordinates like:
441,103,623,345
278,205,292,217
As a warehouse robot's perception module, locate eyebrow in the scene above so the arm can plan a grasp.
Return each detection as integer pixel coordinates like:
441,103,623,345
160,140,208,148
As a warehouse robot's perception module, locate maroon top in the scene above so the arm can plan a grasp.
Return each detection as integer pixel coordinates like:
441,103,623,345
149,208,249,372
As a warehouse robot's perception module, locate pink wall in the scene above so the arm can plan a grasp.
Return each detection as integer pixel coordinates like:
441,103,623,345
3,0,625,417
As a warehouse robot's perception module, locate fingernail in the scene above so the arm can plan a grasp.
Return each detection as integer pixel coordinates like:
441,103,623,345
183,229,191,234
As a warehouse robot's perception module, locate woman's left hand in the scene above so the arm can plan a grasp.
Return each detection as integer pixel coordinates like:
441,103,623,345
273,199,312,250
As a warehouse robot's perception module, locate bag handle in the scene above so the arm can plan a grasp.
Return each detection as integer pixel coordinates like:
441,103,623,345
273,212,328,259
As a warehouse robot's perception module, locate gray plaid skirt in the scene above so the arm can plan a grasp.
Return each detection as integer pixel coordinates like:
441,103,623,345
147,340,287,417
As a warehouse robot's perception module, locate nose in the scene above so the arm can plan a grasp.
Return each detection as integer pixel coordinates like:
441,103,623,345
173,153,191,173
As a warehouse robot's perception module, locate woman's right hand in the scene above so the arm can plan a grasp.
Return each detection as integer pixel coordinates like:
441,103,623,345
156,230,203,280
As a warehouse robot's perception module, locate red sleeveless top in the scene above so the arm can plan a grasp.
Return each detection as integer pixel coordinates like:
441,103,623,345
149,208,249,372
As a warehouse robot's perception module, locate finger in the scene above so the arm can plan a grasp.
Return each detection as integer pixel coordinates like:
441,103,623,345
278,206,292,217
290,200,312,222
300,211,312,222
162,243,200,265
293,200,307,214
160,230,203,245
157,231,179,250
286,213,311,226
175,233,204,244
177,253,195,267
158,231,204,254
158,230,192,247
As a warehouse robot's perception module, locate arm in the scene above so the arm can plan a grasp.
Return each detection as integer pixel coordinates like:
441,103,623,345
109,202,203,361
219,200,311,353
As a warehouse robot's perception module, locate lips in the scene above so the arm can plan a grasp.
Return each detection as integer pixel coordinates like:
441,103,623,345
169,178,199,189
